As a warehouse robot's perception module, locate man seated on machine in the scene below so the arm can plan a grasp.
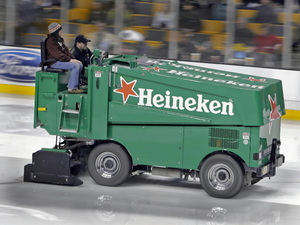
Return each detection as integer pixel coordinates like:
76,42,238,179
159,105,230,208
71,35,92,85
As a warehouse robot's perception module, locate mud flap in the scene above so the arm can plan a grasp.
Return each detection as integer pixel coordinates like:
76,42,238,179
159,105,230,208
24,149,83,186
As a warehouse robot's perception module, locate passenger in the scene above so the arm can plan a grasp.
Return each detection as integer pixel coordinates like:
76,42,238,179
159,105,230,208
46,23,84,94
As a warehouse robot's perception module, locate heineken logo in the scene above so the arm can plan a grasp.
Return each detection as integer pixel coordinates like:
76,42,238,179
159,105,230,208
268,94,281,121
142,66,165,72
114,77,234,116
268,94,282,134
167,70,265,89
137,89,234,115
113,77,138,103
246,77,266,82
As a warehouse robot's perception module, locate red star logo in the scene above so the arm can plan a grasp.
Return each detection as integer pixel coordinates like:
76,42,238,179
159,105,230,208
142,67,153,71
247,77,266,82
269,94,281,121
142,66,165,72
153,66,163,72
114,77,139,103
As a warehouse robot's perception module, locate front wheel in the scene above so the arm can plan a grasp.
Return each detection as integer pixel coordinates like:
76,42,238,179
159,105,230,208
200,154,244,198
88,143,131,186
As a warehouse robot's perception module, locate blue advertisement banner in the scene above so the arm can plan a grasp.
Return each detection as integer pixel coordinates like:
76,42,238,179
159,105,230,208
0,48,40,83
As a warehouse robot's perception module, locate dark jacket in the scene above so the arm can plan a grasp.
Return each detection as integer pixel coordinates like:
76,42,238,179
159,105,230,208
46,34,74,66
71,46,92,68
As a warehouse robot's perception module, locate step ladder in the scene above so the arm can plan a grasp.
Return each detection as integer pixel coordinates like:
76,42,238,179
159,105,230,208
59,95,83,133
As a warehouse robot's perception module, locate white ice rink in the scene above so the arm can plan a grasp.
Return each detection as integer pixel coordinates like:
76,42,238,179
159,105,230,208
1,93,300,225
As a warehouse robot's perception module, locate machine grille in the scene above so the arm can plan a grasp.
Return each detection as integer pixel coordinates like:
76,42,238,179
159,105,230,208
209,128,239,149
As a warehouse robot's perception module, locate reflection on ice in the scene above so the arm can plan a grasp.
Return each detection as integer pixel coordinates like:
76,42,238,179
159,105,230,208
95,195,115,222
207,207,227,225
88,178,288,225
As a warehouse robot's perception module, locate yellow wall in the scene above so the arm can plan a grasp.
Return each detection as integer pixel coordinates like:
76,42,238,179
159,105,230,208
0,84,35,96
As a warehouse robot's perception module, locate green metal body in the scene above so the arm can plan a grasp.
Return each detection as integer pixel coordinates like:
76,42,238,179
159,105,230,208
34,55,285,172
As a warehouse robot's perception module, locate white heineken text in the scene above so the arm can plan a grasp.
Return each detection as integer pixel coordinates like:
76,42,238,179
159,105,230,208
137,89,234,116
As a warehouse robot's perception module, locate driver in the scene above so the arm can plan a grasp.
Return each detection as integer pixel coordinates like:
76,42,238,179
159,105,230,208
71,35,92,75
72,34,110,67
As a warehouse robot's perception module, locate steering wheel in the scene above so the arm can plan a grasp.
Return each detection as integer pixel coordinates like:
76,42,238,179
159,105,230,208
90,50,109,66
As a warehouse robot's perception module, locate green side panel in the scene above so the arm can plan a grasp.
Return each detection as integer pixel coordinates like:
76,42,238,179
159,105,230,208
108,125,184,168
249,126,260,168
109,67,239,125
108,124,253,169
36,94,57,134
183,126,251,169
34,71,69,135
105,57,285,126
86,66,109,139
34,71,89,137
109,101,212,124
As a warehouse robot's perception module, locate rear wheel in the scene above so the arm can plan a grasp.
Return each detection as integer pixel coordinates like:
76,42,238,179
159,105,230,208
88,143,131,186
200,154,244,198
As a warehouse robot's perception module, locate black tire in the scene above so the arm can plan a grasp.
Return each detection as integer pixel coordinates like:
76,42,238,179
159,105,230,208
88,143,131,186
200,154,244,198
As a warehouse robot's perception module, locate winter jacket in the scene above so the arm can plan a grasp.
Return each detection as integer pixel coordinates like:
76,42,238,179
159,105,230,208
46,34,74,66
71,46,92,68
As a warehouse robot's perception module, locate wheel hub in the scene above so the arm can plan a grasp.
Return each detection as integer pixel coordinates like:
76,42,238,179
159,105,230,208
208,164,234,191
95,152,121,178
